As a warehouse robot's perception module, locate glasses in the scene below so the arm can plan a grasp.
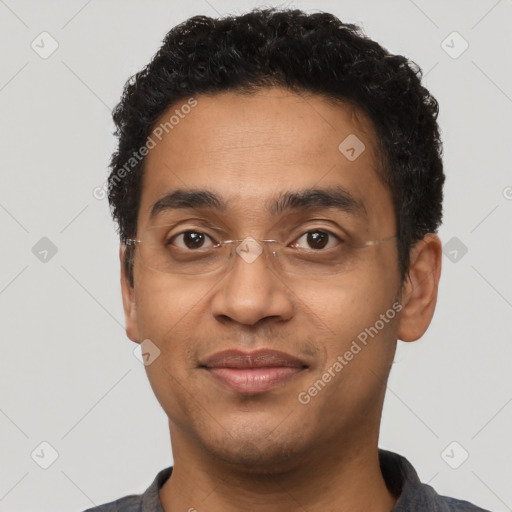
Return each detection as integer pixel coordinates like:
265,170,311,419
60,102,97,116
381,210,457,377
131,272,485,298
125,226,397,279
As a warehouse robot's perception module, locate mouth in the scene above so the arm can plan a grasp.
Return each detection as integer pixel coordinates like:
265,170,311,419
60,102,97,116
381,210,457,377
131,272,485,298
200,349,308,394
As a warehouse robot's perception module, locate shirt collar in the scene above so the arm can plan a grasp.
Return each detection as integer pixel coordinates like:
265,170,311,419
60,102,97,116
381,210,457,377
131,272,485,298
140,449,436,512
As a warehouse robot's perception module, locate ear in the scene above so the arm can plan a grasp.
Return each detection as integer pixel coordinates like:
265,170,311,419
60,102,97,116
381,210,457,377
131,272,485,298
120,245,141,343
398,234,442,342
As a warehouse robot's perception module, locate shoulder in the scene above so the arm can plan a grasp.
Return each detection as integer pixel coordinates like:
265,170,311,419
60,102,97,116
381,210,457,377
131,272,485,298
402,484,490,512
403,487,493,512
434,494,493,511
82,493,141,512
378,449,492,512
80,466,173,512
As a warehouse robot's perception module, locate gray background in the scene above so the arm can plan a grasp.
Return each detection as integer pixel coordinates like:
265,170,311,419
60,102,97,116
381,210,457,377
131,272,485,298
1,0,511,511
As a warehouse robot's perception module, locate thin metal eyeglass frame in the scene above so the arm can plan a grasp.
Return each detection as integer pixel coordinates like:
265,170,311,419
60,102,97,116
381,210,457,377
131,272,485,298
124,234,398,278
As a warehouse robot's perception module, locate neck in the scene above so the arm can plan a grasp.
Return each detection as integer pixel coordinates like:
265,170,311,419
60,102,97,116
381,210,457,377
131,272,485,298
159,426,397,512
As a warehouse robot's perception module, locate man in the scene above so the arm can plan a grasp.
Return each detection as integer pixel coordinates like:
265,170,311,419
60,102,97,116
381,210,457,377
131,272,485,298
86,8,491,512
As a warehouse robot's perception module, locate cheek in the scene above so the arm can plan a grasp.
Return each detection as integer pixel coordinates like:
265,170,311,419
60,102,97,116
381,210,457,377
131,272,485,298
297,260,400,399
297,271,399,417
132,272,209,395
133,269,205,339
299,265,398,345
133,274,206,418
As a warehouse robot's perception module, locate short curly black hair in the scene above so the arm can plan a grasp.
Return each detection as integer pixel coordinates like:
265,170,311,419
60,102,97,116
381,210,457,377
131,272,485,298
108,8,444,285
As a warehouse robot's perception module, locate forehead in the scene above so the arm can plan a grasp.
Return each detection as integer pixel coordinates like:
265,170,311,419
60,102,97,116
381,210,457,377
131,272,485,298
138,87,394,233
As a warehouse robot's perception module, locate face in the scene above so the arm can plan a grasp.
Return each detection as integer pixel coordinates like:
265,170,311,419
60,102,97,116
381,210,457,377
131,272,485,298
122,87,405,472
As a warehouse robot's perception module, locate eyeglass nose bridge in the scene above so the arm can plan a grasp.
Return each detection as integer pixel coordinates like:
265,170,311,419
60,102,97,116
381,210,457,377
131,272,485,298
224,236,280,266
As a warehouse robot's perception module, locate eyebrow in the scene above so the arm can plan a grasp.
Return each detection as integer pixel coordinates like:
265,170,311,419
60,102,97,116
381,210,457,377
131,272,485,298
149,185,367,219
268,186,367,217
150,189,224,218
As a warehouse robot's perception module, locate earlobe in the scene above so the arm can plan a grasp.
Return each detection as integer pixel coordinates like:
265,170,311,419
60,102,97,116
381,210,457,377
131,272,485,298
120,245,141,343
397,234,442,342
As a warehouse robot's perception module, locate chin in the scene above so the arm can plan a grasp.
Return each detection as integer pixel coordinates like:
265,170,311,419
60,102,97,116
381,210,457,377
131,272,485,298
198,422,308,474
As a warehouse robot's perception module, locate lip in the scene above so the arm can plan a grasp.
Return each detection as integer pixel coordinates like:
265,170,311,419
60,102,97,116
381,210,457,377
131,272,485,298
200,349,308,394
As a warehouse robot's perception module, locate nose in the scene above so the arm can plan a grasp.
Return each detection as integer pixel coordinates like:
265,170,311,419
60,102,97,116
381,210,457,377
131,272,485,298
210,239,294,327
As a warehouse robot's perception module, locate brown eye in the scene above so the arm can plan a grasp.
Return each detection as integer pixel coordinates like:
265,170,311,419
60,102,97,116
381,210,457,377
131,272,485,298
292,230,340,250
169,231,214,250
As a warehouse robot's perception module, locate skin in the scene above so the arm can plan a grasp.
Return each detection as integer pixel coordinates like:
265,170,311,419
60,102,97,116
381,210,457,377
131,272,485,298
120,87,442,512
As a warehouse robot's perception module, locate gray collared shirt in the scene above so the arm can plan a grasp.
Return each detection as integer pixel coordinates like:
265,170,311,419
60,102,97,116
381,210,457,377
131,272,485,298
83,449,492,511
